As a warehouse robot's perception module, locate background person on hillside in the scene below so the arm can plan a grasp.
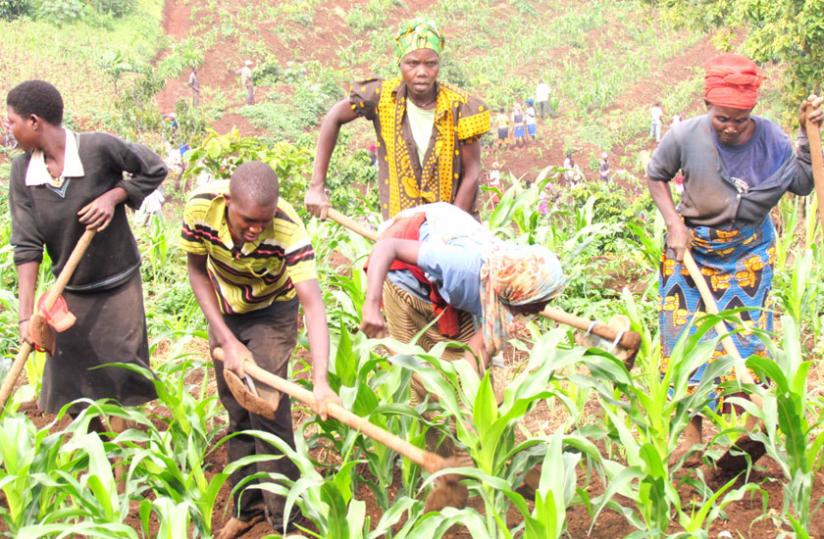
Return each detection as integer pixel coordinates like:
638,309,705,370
360,202,565,386
646,53,822,464
239,60,254,105
562,151,582,184
649,101,663,142
525,98,538,141
182,161,339,537
511,102,526,148
495,107,509,148
188,67,200,108
535,79,551,118
598,152,610,181
306,18,490,220
7,79,166,421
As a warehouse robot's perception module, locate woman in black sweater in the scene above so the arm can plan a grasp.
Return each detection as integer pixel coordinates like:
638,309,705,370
7,80,167,416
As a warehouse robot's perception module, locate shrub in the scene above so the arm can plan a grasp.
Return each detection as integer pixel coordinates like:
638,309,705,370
36,0,86,24
89,0,135,17
0,0,31,20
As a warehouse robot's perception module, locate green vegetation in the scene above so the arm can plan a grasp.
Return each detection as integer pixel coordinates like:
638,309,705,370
0,0,823,536
648,0,824,118
0,0,164,128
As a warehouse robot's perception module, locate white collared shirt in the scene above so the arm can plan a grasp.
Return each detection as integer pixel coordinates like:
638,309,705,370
25,128,85,187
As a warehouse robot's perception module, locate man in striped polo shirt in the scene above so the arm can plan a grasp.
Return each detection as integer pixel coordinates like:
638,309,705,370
181,161,338,537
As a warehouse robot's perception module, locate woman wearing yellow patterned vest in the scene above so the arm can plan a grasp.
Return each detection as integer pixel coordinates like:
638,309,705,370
306,18,491,219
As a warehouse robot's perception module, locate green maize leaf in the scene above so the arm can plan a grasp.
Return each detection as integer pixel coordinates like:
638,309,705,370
369,496,420,539
153,497,194,539
417,506,491,538
331,461,358,506
320,481,350,538
17,521,139,539
679,472,738,532
747,356,807,473
500,486,532,519
346,499,366,539
790,361,811,405
351,381,381,419
473,372,499,466
418,465,509,493
591,465,644,525
335,319,357,387
534,490,560,538
788,514,811,539
638,443,665,480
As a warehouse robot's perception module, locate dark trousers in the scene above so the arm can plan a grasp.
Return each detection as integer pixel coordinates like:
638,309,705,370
209,299,300,523
537,100,551,118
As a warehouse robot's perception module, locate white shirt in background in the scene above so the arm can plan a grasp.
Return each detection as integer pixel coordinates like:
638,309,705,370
535,82,550,102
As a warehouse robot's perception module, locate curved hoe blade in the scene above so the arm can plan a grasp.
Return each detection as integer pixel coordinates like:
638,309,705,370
224,369,279,420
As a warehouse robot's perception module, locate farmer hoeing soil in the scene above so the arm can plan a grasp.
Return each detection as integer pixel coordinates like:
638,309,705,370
646,53,823,467
181,161,340,537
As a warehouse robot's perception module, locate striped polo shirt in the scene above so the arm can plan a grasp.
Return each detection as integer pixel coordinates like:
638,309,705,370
180,181,317,314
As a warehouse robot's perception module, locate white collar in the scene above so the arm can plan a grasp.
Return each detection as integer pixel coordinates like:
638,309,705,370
25,128,85,187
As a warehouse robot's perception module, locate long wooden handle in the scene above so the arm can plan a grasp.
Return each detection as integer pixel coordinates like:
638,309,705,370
682,249,764,428
805,118,824,231
0,343,33,409
541,307,639,350
44,229,96,308
327,208,379,242
682,251,761,385
1,229,96,411
212,348,447,473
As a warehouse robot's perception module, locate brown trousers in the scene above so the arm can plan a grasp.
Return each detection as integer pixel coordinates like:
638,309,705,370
209,298,300,524
382,280,476,361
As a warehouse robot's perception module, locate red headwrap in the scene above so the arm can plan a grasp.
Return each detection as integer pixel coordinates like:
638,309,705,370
704,53,763,110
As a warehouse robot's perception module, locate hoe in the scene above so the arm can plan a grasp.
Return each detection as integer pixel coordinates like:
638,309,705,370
682,250,767,473
213,347,469,512
0,229,96,412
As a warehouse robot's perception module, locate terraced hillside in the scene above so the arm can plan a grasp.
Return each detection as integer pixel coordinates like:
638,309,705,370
153,0,749,179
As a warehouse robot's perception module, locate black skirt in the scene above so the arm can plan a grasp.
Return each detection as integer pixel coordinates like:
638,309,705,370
39,271,156,413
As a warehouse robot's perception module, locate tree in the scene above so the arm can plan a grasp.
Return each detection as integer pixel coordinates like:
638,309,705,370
647,0,824,115
0,0,31,21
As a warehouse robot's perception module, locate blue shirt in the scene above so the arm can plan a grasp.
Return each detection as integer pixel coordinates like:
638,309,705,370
713,116,792,188
386,203,490,316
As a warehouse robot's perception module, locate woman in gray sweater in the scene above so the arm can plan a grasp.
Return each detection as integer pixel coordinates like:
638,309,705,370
646,54,822,464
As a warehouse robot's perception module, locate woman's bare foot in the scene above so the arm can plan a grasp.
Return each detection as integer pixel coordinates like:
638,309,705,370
215,514,265,539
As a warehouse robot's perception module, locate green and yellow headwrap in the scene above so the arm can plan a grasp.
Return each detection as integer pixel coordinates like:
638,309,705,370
394,18,444,63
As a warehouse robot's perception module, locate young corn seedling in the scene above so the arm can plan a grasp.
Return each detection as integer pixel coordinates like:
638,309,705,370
585,314,741,536
733,314,824,536
387,328,616,537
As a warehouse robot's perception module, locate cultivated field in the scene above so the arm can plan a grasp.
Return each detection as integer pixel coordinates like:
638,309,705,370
0,1,822,537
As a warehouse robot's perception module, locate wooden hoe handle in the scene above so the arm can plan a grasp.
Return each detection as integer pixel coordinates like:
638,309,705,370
540,307,640,352
327,208,379,242
804,117,824,231
212,348,448,473
682,249,765,435
0,229,96,411
0,343,34,411
681,251,761,387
